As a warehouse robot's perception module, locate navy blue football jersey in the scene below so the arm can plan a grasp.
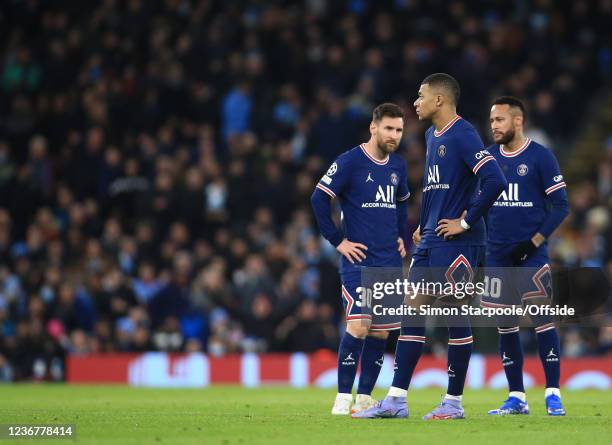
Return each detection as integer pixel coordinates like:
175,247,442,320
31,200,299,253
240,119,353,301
487,138,567,252
316,144,410,273
419,116,496,248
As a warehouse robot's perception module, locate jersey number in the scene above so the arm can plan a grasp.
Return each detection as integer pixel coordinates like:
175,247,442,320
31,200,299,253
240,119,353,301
481,275,502,298
355,286,372,308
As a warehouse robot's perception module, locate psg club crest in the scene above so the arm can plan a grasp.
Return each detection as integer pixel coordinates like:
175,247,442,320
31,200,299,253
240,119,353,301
438,145,446,157
517,164,528,176
326,162,337,176
390,172,399,185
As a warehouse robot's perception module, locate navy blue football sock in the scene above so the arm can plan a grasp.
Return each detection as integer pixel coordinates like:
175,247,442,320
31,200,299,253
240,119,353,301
390,327,425,391
535,324,561,389
337,332,365,393
498,327,525,392
447,326,473,396
357,336,387,395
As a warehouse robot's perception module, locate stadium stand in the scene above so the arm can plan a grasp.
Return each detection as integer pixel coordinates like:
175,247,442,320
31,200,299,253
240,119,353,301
0,0,610,380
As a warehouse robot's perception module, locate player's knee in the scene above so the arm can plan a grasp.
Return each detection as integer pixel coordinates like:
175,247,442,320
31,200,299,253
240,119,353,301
346,322,370,339
495,314,520,328
527,305,553,329
400,325,426,336
534,321,555,333
367,330,389,340
404,292,430,308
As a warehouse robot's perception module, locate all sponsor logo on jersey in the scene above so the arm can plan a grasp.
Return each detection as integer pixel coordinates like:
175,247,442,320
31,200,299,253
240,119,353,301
423,164,450,192
438,145,446,157
376,185,395,203
553,175,563,182
517,163,528,176
428,165,439,183
390,172,399,185
362,185,396,208
494,182,534,207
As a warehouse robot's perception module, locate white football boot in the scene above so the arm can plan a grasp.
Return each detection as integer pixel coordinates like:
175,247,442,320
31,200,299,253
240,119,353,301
331,393,353,415
351,394,379,414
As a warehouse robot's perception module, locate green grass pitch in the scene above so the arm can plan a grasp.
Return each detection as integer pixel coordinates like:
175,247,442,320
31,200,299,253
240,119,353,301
0,385,610,444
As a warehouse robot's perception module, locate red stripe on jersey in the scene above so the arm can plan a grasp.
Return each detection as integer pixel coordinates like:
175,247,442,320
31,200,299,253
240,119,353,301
316,183,336,198
434,115,461,137
473,155,495,174
360,144,389,165
545,182,566,195
500,138,531,157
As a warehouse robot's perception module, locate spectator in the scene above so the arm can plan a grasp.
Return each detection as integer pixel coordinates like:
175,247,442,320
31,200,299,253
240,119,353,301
0,0,610,381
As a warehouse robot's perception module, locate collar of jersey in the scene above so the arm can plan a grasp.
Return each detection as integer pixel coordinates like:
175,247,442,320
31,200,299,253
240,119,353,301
500,138,531,157
360,143,389,165
433,115,462,137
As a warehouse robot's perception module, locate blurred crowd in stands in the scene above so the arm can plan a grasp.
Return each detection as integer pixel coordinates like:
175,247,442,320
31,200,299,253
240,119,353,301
0,0,611,380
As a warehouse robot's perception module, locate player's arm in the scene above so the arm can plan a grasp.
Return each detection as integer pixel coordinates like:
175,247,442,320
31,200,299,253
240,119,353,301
510,150,569,262
437,132,507,238
464,154,507,226
537,188,568,238
536,149,569,238
310,157,368,263
310,187,344,247
396,161,410,257
412,225,421,245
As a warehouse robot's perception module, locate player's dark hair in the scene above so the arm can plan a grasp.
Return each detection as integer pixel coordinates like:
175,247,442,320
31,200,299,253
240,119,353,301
421,73,460,105
492,96,526,118
372,103,405,123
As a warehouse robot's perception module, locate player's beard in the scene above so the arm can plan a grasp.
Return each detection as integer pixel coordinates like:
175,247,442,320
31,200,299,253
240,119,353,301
376,136,398,154
495,128,515,145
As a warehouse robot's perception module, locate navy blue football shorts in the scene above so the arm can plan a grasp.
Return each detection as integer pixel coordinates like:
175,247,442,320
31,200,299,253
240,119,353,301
407,245,484,301
340,268,403,331
480,250,552,308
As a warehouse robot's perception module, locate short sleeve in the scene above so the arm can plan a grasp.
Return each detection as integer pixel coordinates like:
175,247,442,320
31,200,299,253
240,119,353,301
316,154,352,199
457,128,496,174
397,160,410,202
538,148,566,195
